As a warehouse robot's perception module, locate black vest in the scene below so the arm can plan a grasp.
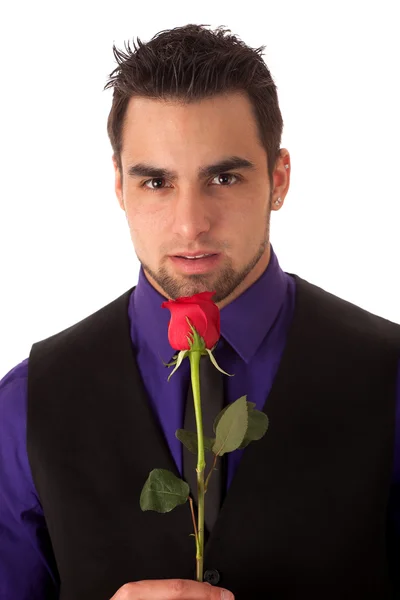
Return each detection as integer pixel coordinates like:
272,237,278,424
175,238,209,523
27,275,400,599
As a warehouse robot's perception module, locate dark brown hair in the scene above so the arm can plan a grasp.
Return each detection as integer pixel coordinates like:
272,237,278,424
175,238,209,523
104,24,284,185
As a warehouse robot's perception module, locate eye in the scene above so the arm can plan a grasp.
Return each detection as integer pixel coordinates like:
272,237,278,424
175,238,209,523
142,178,172,191
211,173,240,186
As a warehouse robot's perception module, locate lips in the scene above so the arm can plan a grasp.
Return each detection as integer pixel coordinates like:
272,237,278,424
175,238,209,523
174,253,217,258
176,254,216,259
170,253,221,273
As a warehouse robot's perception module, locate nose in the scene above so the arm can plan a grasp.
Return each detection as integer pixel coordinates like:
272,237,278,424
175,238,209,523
171,189,213,240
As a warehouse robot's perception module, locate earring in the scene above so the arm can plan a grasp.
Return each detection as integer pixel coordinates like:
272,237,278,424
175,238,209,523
274,197,282,206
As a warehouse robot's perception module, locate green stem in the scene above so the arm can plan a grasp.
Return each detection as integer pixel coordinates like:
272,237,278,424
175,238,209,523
204,453,218,493
188,350,205,582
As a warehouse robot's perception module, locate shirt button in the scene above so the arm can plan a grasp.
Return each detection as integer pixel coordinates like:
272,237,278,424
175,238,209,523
204,569,220,585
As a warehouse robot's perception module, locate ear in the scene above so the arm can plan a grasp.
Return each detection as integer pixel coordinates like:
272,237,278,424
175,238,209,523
112,155,125,211
271,148,290,211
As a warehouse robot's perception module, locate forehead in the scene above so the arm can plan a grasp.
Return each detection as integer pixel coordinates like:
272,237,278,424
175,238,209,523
121,92,263,155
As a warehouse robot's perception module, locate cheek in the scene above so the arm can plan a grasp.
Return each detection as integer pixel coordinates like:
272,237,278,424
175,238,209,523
125,188,167,223
126,209,164,253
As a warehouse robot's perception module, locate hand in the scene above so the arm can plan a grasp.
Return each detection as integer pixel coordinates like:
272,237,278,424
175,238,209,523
110,579,235,600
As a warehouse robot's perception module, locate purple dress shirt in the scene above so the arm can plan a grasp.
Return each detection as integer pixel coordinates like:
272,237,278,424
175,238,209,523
1,245,399,599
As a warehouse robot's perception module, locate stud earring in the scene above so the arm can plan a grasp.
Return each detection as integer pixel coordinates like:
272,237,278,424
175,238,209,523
274,197,282,206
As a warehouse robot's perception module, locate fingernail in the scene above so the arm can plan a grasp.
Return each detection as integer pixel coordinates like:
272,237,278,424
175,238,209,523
222,590,234,600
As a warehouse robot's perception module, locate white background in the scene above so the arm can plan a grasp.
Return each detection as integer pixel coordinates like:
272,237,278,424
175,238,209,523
0,1,399,378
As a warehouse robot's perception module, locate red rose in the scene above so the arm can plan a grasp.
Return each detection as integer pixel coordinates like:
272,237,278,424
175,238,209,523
161,291,220,351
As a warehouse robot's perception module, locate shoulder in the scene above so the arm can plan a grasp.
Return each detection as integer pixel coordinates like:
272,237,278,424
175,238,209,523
30,287,136,362
0,358,40,509
0,357,29,453
291,274,400,352
0,358,29,413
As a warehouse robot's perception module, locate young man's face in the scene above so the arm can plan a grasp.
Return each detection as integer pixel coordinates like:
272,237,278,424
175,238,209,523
113,91,290,309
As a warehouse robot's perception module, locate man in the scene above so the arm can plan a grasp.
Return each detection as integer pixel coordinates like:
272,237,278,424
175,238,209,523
0,23,399,600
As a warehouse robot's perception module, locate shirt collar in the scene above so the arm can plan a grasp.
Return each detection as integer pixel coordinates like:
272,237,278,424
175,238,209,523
130,244,289,365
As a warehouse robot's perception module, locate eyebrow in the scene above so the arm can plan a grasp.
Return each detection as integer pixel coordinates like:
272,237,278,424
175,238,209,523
127,155,256,181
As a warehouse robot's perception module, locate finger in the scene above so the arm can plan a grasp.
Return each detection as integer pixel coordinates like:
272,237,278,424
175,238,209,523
110,578,235,600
